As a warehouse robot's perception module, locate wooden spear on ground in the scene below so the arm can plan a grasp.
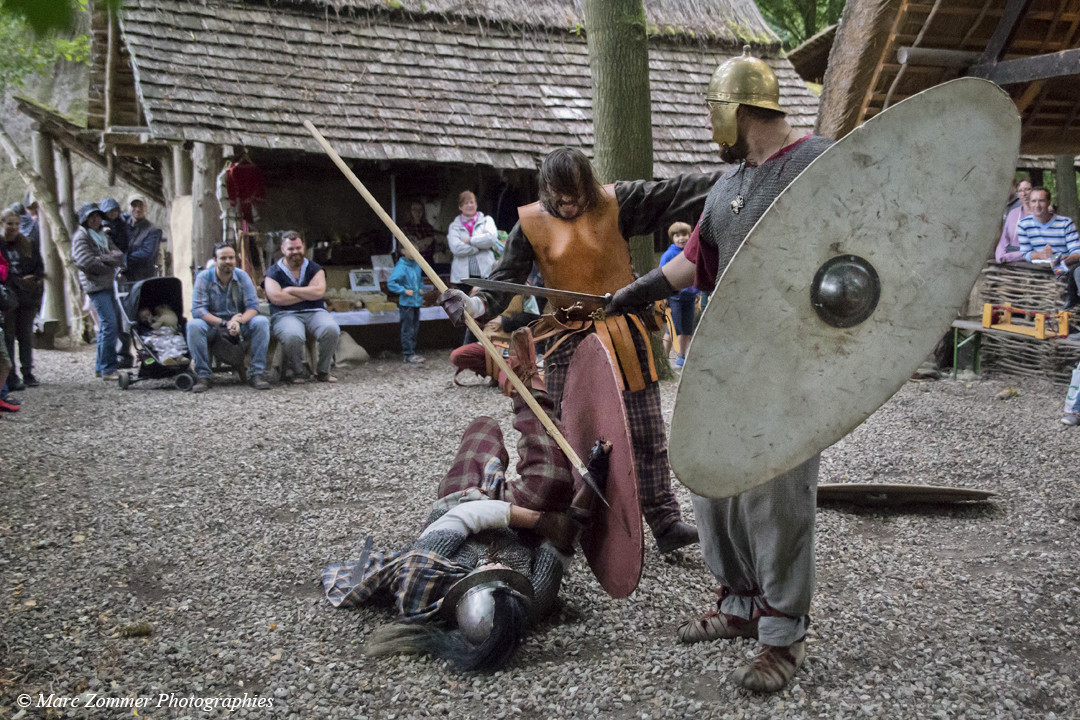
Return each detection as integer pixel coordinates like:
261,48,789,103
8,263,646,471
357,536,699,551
303,120,605,502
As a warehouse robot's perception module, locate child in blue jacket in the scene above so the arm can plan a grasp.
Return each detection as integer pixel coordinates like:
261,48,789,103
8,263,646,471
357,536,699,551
387,252,425,363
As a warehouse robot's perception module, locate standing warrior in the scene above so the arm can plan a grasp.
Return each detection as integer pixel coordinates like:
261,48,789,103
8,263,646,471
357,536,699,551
439,148,718,554
608,47,834,692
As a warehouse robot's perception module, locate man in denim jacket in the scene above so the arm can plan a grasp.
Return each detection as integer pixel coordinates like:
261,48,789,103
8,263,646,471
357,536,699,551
187,243,270,393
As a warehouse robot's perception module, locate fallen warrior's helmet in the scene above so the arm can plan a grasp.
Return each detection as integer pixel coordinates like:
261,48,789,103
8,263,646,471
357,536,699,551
364,567,534,672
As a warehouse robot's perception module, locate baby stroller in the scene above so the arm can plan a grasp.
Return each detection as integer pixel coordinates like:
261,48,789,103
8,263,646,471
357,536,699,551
115,276,195,391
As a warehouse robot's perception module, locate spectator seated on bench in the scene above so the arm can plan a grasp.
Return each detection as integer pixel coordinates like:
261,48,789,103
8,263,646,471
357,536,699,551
187,242,270,393
263,231,340,384
1017,187,1080,311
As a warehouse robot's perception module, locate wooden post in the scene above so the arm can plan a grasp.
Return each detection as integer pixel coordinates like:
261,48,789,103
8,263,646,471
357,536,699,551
54,146,77,236
32,129,68,334
173,143,192,196
1054,155,1079,226
191,142,222,271
104,7,119,130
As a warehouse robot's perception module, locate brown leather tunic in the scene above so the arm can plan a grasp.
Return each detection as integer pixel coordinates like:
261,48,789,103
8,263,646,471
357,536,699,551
517,186,656,392
517,186,635,296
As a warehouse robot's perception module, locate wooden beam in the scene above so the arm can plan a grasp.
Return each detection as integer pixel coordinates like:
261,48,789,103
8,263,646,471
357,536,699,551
53,146,76,237
976,48,1080,85
977,0,1036,67
190,142,222,269
104,7,120,129
1014,79,1046,114
173,143,193,196
32,129,68,335
1055,155,1079,225
896,46,982,67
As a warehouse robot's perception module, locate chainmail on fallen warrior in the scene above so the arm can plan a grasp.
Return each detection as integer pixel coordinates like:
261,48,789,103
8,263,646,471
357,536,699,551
699,136,833,276
413,522,563,620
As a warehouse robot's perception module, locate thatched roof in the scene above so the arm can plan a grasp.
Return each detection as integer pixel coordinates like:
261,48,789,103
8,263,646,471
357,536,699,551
787,23,836,84
817,0,1080,155
269,0,780,44
85,0,817,178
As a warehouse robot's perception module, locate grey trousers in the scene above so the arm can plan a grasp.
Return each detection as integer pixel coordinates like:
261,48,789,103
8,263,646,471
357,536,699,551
271,309,340,376
692,454,819,647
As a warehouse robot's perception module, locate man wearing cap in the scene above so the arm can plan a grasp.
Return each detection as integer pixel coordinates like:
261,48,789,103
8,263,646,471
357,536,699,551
122,194,164,282
607,47,833,692
72,202,126,380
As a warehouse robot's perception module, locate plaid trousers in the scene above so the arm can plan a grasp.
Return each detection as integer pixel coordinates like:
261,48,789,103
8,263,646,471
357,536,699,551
542,328,682,536
437,390,575,513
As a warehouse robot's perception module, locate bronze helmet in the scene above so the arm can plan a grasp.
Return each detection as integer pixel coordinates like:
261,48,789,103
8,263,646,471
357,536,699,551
706,45,784,114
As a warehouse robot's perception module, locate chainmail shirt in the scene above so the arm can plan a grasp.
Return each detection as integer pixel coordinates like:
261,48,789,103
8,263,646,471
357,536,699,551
699,136,833,278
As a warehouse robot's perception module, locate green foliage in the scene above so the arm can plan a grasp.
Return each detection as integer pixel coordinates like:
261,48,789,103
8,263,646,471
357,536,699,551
754,0,845,48
0,0,90,92
0,0,119,35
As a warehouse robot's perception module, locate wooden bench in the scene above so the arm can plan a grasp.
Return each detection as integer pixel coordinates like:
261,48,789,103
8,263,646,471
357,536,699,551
951,319,1080,380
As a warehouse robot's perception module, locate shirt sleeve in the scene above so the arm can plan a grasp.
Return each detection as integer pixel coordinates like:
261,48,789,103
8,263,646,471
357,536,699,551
682,220,719,292
614,171,724,239
417,500,512,539
386,260,408,295
239,271,259,312
1066,220,1080,255
477,221,535,320
191,272,211,317
1017,219,1033,261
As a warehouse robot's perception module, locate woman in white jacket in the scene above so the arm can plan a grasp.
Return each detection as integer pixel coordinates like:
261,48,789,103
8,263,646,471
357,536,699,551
447,190,499,288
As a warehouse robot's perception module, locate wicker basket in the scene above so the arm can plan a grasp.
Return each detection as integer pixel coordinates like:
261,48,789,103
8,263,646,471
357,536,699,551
975,263,1079,384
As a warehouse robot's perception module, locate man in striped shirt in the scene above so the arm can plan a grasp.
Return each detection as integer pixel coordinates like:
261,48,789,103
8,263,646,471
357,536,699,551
1018,187,1080,310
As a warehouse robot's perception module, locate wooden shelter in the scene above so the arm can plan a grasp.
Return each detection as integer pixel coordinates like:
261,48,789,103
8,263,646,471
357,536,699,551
815,0,1080,382
21,0,819,341
817,0,1080,153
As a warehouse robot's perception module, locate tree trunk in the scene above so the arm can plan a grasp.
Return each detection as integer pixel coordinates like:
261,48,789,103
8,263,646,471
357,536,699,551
583,0,673,379
32,129,69,335
1,123,84,343
191,142,222,272
1054,156,1079,226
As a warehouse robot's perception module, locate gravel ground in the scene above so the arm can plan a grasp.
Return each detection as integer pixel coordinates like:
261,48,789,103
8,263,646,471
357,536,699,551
1,346,1079,720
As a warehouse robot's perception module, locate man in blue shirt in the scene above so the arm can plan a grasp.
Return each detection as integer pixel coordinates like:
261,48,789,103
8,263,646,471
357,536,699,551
188,242,271,393
1018,187,1080,310
263,232,340,383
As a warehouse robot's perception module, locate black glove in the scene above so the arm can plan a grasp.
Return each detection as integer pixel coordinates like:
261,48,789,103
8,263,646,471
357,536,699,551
438,288,467,327
534,511,581,555
605,267,676,316
438,288,484,328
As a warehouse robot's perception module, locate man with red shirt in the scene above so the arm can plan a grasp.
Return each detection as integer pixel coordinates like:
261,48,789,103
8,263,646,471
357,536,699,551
608,46,833,693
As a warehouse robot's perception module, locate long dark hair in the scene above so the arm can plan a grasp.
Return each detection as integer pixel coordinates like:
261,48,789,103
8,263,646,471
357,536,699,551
364,589,529,672
538,147,604,217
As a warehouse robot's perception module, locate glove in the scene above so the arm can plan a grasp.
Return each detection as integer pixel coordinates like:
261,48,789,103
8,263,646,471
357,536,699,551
605,266,676,316
534,511,582,555
438,288,485,327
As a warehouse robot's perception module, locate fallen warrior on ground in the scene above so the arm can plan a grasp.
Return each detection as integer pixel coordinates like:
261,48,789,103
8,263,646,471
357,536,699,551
321,328,609,670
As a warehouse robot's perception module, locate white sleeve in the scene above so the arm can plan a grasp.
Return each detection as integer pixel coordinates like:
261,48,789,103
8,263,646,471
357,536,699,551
447,222,478,257
468,217,498,249
418,500,512,539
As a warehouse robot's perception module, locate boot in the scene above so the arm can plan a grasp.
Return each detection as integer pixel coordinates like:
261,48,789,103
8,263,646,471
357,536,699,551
729,639,806,693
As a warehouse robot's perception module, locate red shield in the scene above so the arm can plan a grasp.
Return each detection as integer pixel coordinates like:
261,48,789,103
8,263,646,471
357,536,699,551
559,334,644,598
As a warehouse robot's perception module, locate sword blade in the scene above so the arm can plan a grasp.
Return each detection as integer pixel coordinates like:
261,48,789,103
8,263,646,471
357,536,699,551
462,278,609,310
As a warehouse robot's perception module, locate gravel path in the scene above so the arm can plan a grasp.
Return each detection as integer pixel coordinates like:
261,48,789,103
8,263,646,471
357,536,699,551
1,347,1078,719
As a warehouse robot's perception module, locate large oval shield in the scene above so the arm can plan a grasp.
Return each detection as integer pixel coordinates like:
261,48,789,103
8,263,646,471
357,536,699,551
670,78,1020,499
560,334,643,598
